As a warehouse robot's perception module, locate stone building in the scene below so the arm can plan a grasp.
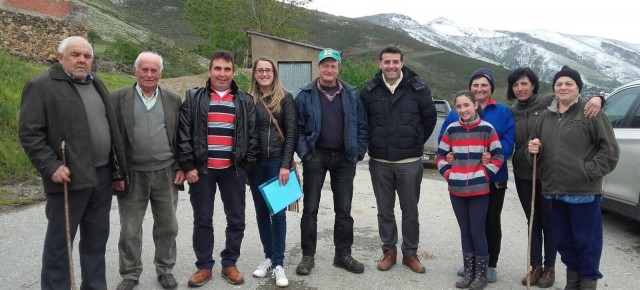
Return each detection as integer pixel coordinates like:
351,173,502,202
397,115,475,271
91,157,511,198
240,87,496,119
247,30,327,96
0,0,88,62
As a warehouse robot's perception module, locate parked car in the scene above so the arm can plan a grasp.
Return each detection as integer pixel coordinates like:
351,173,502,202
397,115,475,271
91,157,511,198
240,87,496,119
601,80,640,221
422,99,451,164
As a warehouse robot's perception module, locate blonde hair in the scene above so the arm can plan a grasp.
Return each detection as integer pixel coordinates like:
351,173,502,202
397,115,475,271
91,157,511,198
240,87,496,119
250,56,285,113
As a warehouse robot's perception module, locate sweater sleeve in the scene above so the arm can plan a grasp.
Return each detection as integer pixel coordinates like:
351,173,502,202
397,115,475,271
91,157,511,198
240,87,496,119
498,105,515,161
585,114,619,180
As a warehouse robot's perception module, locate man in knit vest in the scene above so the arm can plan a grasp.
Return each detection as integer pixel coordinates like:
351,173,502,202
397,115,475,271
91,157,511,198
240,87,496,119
111,52,185,290
178,50,258,287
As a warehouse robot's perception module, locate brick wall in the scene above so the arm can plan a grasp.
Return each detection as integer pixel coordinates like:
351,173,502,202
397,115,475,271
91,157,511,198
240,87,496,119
2,0,87,23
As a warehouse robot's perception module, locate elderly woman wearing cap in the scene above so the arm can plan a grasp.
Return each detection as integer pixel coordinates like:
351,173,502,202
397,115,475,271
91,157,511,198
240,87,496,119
528,66,619,290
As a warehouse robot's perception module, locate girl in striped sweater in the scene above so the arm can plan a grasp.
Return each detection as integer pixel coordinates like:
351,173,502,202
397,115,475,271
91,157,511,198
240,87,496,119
435,90,504,290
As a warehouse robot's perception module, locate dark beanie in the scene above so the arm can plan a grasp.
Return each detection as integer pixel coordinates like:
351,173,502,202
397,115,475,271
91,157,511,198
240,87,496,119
553,65,583,92
469,68,495,94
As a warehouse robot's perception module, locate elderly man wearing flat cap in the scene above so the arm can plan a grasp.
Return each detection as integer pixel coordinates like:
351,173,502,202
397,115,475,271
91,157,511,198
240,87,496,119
294,48,368,276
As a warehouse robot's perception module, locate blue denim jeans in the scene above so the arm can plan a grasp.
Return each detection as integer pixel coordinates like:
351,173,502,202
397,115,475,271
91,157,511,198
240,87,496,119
248,157,287,267
515,178,556,267
189,167,246,269
300,150,356,257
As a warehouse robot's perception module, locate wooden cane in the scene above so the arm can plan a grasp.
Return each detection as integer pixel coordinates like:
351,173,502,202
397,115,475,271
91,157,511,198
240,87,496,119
526,154,537,290
61,141,77,290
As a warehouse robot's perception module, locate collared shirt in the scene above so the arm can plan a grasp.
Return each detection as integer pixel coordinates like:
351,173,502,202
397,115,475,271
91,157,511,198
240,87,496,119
63,68,94,84
136,84,159,109
382,70,403,94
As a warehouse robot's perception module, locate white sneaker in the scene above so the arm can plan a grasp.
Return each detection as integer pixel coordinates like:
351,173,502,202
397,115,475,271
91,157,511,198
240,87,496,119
272,265,289,287
253,258,273,278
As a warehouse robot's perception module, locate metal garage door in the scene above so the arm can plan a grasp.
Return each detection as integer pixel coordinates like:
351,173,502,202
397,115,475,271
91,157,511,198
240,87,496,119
279,62,311,97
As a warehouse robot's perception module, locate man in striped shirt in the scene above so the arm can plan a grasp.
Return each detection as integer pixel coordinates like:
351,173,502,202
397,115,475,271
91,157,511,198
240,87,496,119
178,50,258,287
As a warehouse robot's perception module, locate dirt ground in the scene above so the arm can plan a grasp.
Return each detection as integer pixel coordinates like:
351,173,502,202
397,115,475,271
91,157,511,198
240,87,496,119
159,73,208,97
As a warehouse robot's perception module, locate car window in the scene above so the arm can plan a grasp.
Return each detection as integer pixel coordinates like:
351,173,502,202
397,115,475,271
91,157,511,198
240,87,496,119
435,102,450,114
631,104,640,128
603,86,640,128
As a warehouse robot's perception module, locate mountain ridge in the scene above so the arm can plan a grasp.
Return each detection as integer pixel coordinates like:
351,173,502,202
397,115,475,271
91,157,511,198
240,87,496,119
361,13,640,94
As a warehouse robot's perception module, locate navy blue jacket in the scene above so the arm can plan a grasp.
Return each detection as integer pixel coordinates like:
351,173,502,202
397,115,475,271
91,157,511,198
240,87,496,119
295,78,368,165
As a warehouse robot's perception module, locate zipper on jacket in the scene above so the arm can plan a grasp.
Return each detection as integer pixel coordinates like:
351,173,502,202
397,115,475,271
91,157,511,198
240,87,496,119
267,123,271,158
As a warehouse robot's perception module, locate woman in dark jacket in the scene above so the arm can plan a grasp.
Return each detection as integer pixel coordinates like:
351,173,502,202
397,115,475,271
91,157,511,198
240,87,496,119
508,67,603,288
528,66,618,290
247,56,297,288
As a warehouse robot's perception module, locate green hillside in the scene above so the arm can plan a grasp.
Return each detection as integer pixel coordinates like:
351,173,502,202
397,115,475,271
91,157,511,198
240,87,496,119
299,12,512,103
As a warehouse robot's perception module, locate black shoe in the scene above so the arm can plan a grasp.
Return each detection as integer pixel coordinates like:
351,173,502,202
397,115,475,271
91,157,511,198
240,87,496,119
157,274,177,289
296,255,315,275
116,279,138,290
333,255,365,273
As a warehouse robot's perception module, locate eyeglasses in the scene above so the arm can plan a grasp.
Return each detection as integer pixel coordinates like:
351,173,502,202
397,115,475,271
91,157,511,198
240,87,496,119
255,68,273,74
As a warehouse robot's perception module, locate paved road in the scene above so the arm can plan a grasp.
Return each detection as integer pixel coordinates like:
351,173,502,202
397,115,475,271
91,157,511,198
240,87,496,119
1,160,639,289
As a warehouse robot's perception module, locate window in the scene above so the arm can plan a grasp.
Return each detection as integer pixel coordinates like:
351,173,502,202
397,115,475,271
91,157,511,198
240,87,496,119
603,86,640,128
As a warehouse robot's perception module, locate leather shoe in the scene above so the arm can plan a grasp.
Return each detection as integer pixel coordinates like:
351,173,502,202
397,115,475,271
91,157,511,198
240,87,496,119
157,274,177,289
402,254,426,273
187,268,212,287
221,266,245,285
116,279,138,290
377,251,397,271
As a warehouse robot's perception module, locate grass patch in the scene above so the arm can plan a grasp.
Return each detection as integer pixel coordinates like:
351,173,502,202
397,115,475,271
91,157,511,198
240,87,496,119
0,186,45,207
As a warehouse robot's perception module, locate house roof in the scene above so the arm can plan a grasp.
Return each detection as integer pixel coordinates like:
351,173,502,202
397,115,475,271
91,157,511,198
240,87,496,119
246,30,324,51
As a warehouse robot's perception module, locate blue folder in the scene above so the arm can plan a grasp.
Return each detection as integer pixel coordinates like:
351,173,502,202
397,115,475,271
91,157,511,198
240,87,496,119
258,169,303,215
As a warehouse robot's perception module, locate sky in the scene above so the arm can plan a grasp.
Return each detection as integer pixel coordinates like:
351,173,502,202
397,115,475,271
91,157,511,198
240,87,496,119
306,0,640,45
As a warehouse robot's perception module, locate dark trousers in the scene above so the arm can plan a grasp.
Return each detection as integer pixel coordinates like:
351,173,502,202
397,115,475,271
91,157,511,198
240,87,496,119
369,159,422,256
515,178,556,267
189,167,246,269
248,157,287,267
300,150,356,257
41,165,112,290
450,194,489,255
117,166,179,279
549,196,603,280
486,182,506,268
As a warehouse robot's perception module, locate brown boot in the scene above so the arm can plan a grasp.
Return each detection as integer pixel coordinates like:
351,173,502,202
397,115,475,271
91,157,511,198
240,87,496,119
187,268,212,287
221,266,245,285
521,265,543,286
402,254,426,273
536,267,555,288
377,251,397,271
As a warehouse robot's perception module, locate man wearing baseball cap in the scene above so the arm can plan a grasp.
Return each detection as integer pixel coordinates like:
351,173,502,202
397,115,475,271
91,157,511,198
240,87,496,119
294,48,368,275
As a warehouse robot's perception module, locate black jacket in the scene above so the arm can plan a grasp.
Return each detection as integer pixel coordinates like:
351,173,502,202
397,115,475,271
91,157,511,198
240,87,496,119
255,91,297,169
18,64,128,194
177,79,258,173
360,67,437,161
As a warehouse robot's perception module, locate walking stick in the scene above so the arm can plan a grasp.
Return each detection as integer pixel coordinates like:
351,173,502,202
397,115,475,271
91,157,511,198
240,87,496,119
526,154,537,290
61,141,77,290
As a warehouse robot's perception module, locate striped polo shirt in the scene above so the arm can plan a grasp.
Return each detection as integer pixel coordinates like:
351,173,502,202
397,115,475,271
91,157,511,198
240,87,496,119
207,90,235,169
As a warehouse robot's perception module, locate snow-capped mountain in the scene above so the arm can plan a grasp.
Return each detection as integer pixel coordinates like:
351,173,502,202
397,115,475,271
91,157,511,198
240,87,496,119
361,13,640,94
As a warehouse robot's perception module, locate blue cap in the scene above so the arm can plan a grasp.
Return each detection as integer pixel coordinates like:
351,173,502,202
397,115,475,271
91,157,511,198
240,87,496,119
318,48,341,64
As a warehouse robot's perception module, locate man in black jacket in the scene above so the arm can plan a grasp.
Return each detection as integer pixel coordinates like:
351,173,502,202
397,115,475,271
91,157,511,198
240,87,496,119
19,36,128,290
177,50,258,287
360,46,437,273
